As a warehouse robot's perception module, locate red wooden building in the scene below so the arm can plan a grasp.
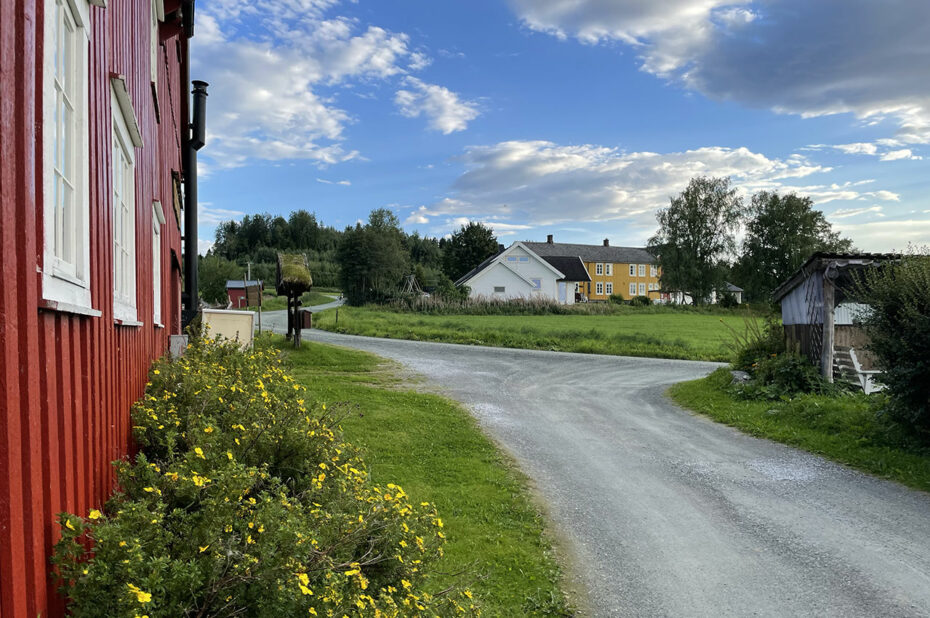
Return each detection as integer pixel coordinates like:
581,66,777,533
226,280,264,309
0,1,202,614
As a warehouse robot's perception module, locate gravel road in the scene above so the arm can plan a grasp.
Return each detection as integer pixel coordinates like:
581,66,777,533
305,330,930,617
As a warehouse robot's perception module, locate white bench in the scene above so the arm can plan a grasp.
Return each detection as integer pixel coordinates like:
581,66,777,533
849,348,883,394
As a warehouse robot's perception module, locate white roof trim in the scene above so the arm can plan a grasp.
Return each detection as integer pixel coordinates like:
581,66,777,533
153,200,166,225
110,76,143,148
509,242,565,278
88,0,106,7
155,0,165,21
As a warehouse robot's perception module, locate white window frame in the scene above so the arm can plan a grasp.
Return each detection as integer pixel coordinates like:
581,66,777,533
111,79,143,325
596,282,604,295
606,282,613,295
41,0,96,315
629,264,636,277
595,263,603,275
152,201,165,327
650,265,657,278
629,283,637,296
150,1,162,95
639,264,646,277
605,263,612,276
639,283,646,295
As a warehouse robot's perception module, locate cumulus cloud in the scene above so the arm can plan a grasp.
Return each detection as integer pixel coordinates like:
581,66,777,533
509,0,930,149
880,149,922,161
198,204,247,226
193,1,468,169
395,77,480,134
829,206,884,219
407,139,903,242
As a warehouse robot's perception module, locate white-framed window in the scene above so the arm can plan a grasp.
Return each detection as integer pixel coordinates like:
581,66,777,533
531,278,541,290
42,0,94,313
639,283,646,295
596,282,604,295
595,263,603,275
507,256,517,262
629,283,637,296
629,264,636,276
650,265,657,278
639,264,646,277
151,0,160,90
153,202,165,326
494,286,505,293
606,282,613,295
518,256,529,262
648,283,655,291
605,263,612,276
111,80,143,324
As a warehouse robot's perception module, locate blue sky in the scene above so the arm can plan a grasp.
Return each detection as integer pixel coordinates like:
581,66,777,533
191,0,930,254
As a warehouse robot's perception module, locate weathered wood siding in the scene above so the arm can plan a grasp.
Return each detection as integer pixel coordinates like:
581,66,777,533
0,1,190,615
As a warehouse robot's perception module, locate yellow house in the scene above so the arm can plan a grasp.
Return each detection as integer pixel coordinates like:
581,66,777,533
524,236,662,302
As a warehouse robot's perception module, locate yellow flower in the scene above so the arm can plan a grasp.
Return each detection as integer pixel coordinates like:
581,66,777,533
64,519,75,531
127,583,152,604
297,572,310,586
204,426,214,433
226,451,233,460
199,545,210,553
153,369,160,375
194,447,205,459
88,509,102,520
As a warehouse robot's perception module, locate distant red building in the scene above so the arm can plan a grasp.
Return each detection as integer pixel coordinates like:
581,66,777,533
0,1,202,614
226,280,264,309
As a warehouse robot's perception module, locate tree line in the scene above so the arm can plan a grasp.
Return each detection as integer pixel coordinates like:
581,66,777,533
199,208,501,305
649,176,853,304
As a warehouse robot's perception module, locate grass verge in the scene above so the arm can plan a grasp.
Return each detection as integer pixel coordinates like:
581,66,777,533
250,290,338,311
670,368,930,492
314,305,747,361
278,337,575,616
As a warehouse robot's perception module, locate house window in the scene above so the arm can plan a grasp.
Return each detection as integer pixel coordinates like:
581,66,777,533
629,283,636,296
606,282,613,295
629,264,636,276
519,256,529,262
639,264,646,277
596,263,603,275
531,278,541,289
639,283,646,295
494,286,505,293
112,82,139,323
42,0,93,311
650,265,657,278
574,283,579,293
605,263,612,276
153,202,165,326
596,282,603,295
507,256,517,262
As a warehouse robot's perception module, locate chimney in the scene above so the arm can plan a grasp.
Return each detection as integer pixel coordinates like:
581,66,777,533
603,238,609,247
547,234,553,244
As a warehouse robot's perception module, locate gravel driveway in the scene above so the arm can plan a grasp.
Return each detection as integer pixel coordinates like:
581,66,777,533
306,330,930,617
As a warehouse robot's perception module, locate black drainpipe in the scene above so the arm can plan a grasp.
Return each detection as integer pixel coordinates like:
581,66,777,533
182,79,208,326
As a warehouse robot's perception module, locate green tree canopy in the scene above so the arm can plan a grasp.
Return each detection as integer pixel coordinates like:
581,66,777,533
198,255,244,304
336,209,410,305
733,191,853,302
648,176,743,304
442,222,499,282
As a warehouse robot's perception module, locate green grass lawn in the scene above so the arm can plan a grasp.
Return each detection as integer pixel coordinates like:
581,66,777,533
670,368,930,492
314,305,749,361
249,290,338,311
278,337,574,616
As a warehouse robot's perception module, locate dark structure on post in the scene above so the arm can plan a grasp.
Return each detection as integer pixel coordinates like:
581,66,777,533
183,80,209,326
276,254,313,347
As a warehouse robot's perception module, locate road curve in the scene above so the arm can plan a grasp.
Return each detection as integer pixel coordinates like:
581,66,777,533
306,330,930,617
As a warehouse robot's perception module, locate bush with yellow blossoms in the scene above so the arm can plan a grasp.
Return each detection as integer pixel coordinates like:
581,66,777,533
53,334,478,617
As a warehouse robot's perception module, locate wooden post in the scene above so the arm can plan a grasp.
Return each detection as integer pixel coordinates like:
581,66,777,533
821,275,835,383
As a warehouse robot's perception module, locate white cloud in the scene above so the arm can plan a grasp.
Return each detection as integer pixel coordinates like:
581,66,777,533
193,1,470,169
198,238,215,255
880,149,922,161
834,220,930,253
395,77,480,134
829,206,884,219
509,0,930,147
419,139,892,240
316,178,352,186
198,204,247,226
832,143,879,156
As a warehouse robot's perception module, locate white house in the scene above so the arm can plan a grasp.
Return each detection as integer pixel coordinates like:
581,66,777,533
455,242,590,304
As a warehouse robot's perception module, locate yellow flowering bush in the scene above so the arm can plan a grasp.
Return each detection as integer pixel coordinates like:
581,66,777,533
53,335,478,617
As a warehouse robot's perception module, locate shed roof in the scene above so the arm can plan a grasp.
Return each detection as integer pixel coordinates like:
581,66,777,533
540,256,591,282
523,241,656,264
771,252,898,302
226,280,263,289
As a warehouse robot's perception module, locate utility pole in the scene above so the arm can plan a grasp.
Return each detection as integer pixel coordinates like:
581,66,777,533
247,261,251,280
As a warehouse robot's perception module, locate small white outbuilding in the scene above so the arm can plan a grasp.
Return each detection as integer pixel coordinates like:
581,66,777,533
455,242,589,304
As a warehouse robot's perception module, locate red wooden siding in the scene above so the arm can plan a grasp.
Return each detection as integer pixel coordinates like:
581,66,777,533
0,1,193,615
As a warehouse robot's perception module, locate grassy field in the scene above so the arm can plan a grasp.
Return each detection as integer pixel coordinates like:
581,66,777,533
277,337,574,616
670,368,930,492
249,290,337,311
314,305,750,361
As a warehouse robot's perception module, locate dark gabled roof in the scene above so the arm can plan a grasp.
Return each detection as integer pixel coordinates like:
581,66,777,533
454,249,505,286
771,252,899,302
226,280,263,289
726,282,743,293
523,241,656,264
541,256,591,282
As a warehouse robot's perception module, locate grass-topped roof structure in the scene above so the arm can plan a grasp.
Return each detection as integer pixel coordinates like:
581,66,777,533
276,253,313,297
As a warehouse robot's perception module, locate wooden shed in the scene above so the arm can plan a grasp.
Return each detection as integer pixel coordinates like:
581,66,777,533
772,253,894,388
0,1,201,614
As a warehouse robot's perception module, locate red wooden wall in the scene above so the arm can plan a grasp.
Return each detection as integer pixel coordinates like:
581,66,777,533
0,1,192,615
